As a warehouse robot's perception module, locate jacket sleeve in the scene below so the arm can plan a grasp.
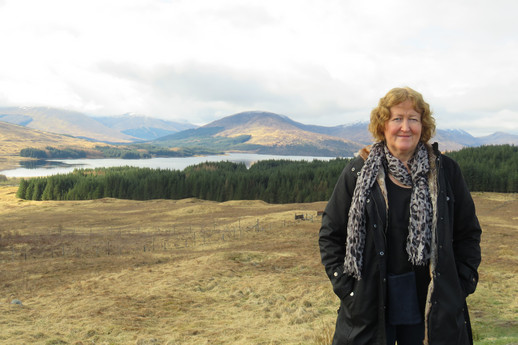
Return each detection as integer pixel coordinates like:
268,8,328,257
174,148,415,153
444,155,482,296
318,158,362,296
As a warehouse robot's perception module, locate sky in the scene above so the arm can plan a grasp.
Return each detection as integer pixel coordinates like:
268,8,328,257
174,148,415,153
0,0,517,136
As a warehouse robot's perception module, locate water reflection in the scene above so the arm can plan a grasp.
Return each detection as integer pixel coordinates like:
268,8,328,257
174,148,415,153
19,160,78,169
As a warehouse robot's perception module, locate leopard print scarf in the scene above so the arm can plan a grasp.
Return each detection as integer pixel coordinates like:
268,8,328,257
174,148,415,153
344,141,432,279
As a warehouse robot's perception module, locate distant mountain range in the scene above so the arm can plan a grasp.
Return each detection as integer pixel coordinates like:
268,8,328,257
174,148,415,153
0,107,134,143
0,107,194,142
1,106,518,158
94,113,196,141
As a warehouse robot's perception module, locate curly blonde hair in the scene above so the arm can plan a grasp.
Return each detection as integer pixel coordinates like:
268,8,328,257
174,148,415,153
368,87,435,143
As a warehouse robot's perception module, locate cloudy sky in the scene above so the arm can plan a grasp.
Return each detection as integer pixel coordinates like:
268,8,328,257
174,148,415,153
0,0,517,136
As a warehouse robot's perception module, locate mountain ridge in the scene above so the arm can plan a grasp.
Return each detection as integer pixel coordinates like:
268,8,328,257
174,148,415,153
151,110,518,155
155,111,363,156
1,107,518,159
0,107,136,143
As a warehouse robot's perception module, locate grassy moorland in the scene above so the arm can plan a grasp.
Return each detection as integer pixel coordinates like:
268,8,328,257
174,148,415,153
0,183,517,345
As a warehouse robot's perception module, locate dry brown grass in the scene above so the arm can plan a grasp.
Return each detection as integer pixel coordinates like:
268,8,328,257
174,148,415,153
0,187,517,345
467,193,518,344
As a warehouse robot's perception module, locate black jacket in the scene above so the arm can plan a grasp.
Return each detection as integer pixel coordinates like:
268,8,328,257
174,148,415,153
319,145,482,345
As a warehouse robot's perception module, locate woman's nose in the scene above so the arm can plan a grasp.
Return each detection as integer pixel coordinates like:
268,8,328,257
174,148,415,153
400,119,410,131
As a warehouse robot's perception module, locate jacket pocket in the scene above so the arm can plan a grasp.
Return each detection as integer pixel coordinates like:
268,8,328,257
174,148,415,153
456,261,478,296
330,266,354,300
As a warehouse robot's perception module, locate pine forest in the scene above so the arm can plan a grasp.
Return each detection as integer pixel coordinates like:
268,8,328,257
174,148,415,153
16,145,518,202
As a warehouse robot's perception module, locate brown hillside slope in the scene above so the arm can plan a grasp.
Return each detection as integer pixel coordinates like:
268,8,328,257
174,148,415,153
0,122,104,170
0,187,516,344
0,107,135,143
207,111,362,150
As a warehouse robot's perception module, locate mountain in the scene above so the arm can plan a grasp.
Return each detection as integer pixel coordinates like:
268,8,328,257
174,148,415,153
307,122,373,145
154,112,518,155
206,113,374,145
93,113,196,141
430,129,480,151
0,121,104,170
155,111,363,157
477,132,518,146
0,107,136,143
2,105,516,158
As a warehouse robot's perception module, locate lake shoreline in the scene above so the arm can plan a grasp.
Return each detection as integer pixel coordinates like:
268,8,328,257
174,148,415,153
0,152,340,178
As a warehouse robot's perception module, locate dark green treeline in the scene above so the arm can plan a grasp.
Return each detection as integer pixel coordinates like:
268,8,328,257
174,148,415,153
16,158,350,203
445,144,518,193
16,144,518,203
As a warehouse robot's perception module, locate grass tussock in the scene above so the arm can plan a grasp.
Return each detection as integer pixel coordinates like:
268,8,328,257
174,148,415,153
0,186,517,344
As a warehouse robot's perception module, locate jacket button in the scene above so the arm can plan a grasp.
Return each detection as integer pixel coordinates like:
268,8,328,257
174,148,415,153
366,199,370,203
373,224,377,229
334,272,338,277
379,251,384,256
351,167,356,172
350,292,354,297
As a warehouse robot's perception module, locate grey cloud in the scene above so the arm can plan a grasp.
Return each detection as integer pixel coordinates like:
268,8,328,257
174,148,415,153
97,61,281,105
95,60,370,125
150,64,282,105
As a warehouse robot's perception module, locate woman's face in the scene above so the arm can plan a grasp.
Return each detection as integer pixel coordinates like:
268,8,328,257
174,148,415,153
384,99,422,162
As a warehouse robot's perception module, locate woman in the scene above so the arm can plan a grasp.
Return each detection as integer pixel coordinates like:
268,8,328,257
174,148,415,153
319,87,481,345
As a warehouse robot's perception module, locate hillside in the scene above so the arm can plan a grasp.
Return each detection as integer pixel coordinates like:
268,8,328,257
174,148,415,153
0,122,104,170
157,111,363,157
2,105,518,158
0,107,136,143
208,111,360,147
